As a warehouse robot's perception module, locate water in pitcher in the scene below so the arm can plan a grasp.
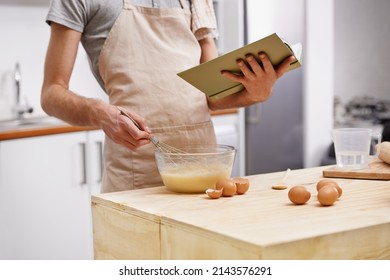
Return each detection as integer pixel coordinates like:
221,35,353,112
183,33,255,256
332,128,382,169
336,150,369,169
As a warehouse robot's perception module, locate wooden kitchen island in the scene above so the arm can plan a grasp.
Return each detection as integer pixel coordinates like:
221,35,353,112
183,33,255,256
91,166,390,260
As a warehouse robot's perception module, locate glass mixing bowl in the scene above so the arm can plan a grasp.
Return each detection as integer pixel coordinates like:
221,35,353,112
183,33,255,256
155,144,236,193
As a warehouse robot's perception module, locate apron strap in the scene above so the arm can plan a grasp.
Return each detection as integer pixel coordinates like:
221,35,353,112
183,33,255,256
124,0,189,9
123,0,132,9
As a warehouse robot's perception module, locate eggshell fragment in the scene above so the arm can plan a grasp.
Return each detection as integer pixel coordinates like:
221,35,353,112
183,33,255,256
205,188,222,199
317,185,339,206
272,184,288,190
316,178,342,198
232,177,250,194
288,185,311,205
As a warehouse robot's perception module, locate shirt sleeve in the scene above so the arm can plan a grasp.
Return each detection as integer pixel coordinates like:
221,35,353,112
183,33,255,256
191,0,219,40
45,0,88,33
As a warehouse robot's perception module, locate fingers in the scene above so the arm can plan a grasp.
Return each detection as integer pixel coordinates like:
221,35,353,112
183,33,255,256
118,107,152,134
119,137,151,151
221,53,271,80
257,53,273,73
237,57,257,80
118,113,150,139
275,55,296,78
256,53,296,76
108,106,152,150
222,53,295,81
219,53,295,105
221,70,243,83
220,56,260,83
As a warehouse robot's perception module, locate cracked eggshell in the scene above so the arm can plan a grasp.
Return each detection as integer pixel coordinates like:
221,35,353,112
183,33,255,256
233,177,250,194
205,188,223,199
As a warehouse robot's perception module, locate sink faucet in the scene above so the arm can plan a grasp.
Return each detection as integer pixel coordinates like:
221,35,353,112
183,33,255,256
13,62,33,118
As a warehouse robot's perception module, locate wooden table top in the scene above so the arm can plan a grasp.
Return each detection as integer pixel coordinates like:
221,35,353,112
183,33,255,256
92,166,390,259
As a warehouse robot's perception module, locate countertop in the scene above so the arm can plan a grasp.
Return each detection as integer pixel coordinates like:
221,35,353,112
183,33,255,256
0,118,98,141
0,109,237,141
91,165,390,260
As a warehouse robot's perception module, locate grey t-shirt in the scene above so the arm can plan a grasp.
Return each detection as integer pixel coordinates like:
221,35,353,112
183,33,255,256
46,0,193,90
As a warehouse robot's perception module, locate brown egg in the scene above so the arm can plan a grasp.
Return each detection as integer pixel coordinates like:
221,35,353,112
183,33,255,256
317,185,339,206
316,178,342,198
232,177,250,194
288,185,311,205
205,188,222,199
216,178,237,197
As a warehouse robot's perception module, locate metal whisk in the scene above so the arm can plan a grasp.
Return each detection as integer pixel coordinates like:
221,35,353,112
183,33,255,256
116,106,187,154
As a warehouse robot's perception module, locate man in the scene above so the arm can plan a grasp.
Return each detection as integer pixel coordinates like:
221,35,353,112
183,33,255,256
41,0,295,192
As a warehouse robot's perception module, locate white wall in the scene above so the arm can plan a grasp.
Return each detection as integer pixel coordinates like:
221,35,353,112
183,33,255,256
0,5,106,120
246,0,304,44
304,0,334,167
334,0,390,103
305,0,390,167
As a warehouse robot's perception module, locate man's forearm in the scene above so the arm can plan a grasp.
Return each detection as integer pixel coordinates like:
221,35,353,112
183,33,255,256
41,84,105,128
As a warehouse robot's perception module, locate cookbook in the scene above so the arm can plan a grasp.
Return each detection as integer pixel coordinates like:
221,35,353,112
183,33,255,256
177,33,302,100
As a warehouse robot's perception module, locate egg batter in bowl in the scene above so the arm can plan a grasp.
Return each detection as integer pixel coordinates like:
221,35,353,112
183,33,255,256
160,164,232,193
155,144,236,193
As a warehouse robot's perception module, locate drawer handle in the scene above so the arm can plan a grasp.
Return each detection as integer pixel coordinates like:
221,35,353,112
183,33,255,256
96,141,103,183
79,142,87,185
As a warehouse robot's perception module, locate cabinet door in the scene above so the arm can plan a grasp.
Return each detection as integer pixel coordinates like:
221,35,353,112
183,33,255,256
0,132,93,259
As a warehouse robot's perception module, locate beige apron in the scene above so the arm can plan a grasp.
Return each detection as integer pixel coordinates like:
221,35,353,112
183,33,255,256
98,0,216,193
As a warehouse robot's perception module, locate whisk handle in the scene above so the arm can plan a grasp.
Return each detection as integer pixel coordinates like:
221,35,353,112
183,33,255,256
116,106,142,130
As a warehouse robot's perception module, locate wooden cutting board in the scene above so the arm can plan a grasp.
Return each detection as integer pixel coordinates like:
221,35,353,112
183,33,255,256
323,157,390,180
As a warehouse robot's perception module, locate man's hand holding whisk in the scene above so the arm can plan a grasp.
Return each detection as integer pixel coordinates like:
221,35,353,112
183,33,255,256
101,105,152,151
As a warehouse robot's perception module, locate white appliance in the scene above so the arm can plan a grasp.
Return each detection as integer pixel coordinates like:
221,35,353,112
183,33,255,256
214,0,305,175
244,0,305,174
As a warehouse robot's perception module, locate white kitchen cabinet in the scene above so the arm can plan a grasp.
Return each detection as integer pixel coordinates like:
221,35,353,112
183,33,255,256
0,130,104,260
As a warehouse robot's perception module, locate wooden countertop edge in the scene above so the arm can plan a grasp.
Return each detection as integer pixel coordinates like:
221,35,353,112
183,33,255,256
0,125,100,141
91,195,160,223
210,108,238,116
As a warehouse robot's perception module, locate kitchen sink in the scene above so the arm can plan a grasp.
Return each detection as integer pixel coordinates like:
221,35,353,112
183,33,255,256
0,116,65,130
